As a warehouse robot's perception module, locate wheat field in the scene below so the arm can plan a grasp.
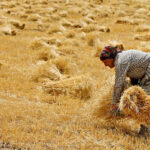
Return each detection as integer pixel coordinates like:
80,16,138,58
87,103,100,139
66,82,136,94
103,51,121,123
1,0,150,149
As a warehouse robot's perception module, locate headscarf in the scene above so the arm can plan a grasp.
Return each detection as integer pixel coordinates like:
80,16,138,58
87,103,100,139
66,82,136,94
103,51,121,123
100,46,120,60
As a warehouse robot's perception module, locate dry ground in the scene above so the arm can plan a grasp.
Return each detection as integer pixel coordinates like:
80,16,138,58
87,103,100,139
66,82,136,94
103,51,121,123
0,0,150,149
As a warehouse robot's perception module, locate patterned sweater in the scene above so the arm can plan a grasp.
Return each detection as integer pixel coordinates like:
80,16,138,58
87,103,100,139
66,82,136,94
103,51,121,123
112,50,150,104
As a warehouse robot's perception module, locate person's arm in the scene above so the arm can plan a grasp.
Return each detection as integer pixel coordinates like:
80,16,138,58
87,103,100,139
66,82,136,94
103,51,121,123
112,63,129,104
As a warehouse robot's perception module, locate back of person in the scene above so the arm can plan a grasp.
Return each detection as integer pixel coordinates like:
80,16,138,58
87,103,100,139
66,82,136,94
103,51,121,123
115,50,150,79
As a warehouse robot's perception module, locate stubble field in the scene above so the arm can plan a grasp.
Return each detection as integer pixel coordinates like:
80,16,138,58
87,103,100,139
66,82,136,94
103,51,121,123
0,0,150,149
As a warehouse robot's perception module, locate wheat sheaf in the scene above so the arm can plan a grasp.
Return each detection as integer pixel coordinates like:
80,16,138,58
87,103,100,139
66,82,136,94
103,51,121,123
119,86,150,123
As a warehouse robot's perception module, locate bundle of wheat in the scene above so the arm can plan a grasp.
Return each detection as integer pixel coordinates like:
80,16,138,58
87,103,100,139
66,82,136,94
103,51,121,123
140,42,150,52
94,7,109,18
93,76,115,120
93,83,145,135
31,63,63,83
115,10,127,17
82,24,110,33
65,30,75,38
94,92,112,120
93,76,146,132
67,7,81,15
98,26,110,33
133,13,147,19
108,40,124,51
82,24,97,33
25,9,34,14
133,18,145,25
86,14,96,22
85,32,99,47
115,17,138,25
19,12,28,19
44,75,92,100
28,14,42,21
135,24,150,32
0,26,16,36
72,22,83,29
94,40,124,58
35,37,62,47
58,45,76,55
59,10,68,17
47,24,65,34
37,47,59,61
119,86,150,123
84,17,96,24
61,18,73,27
134,33,150,41
52,57,72,74
40,0,48,5
9,20,25,30
136,8,148,14
30,38,49,50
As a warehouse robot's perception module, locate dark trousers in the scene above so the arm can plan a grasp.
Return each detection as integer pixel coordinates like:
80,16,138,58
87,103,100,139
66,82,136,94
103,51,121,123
130,78,139,85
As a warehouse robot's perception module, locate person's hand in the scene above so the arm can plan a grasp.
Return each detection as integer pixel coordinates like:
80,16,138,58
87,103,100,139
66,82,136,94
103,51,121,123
110,104,123,116
110,104,118,113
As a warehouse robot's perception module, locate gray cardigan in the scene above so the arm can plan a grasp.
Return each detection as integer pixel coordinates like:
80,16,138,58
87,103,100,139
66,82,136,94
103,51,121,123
112,50,150,104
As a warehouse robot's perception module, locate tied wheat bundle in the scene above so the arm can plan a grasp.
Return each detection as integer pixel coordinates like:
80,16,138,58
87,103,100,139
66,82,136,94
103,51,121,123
134,33,150,41
119,86,150,123
30,38,50,50
43,75,92,100
93,83,146,134
115,17,138,25
108,40,124,51
93,77,116,120
32,64,63,83
9,20,25,30
93,82,142,134
0,26,16,36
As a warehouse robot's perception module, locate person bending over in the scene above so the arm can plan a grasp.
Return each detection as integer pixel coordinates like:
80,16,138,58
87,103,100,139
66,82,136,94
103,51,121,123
100,46,150,115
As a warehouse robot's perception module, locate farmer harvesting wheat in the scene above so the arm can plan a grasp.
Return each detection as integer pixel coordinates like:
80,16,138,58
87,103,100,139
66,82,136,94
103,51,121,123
100,46,150,115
